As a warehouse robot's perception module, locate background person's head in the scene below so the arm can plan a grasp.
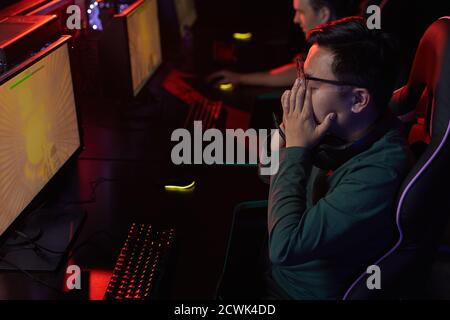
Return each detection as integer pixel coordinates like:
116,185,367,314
302,17,399,141
293,0,364,34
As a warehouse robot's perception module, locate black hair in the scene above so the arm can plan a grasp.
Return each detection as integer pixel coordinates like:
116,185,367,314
309,0,365,20
307,17,399,110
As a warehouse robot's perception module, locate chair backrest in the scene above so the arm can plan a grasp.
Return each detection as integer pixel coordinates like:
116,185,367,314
344,17,450,299
215,201,269,300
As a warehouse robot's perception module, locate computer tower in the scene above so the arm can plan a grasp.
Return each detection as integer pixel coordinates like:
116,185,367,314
25,0,77,35
0,14,60,74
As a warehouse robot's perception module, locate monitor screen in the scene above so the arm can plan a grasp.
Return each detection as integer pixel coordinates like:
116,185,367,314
126,0,162,96
0,41,80,237
174,0,197,37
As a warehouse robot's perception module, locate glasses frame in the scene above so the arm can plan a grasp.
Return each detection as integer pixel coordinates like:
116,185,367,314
296,57,368,89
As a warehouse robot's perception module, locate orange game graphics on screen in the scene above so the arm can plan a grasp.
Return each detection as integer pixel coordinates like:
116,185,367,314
127,0,162,96
0,42,80,236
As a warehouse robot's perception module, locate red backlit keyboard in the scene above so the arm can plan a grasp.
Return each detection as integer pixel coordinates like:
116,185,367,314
104,223,176,300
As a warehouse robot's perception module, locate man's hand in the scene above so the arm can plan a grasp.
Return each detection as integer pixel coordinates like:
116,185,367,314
271,123,286,152
281,78,336,149
207,70,242,85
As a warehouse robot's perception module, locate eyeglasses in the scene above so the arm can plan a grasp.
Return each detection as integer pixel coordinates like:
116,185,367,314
295,57,368,88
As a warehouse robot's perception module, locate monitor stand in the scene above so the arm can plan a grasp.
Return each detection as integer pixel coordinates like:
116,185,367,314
0,207,86,272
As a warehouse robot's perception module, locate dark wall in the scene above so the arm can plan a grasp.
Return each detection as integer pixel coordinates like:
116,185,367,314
195,0,294,30
193,0,305,72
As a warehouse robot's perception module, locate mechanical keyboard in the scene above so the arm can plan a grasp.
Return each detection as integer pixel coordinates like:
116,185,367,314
104,223,176,300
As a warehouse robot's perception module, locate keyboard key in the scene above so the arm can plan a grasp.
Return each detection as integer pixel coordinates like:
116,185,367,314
104,224,175,300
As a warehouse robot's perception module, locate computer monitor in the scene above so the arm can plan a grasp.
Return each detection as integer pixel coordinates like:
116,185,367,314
0,36,81,243
98,0,162,99
125,0,162,96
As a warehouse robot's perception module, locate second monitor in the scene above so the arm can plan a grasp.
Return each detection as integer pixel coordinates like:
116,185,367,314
99,0,162,99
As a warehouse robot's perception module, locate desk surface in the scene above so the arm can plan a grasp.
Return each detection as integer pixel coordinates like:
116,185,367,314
0,75,270,300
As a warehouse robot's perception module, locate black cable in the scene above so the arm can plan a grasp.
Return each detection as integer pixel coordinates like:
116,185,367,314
66,230,119,261
8,228,119,259
9,231,66,255
0,177,122,295
4,177,119,258
62,177,119,207
27,201,49,218
0,229,119,296
7,228,119,260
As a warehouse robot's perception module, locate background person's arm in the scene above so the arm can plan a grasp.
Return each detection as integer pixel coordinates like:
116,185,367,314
208,62,297,87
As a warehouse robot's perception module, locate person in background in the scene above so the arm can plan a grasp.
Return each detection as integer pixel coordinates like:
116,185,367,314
208,0,364,87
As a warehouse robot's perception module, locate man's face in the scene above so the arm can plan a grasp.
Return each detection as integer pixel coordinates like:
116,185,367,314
302,44,353,137
293,0,322,34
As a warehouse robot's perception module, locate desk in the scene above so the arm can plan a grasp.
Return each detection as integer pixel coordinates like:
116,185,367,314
0,75,269,300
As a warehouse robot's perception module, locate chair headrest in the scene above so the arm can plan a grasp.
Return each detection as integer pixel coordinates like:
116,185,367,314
391,17,450,142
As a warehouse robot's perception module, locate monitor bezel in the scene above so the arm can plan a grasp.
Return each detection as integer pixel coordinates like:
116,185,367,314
0,35,84,244
114,0,145,18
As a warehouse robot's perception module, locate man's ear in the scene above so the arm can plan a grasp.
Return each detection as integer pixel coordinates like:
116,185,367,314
350,88,371,114
317,6,332,24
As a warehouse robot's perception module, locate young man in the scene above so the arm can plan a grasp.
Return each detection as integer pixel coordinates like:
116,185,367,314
267,17,411,299
208,0,364,87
